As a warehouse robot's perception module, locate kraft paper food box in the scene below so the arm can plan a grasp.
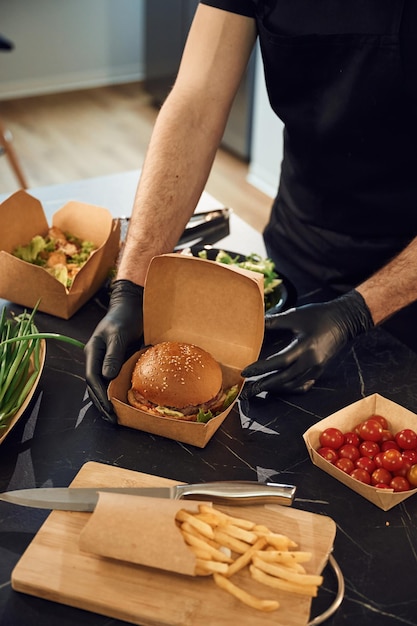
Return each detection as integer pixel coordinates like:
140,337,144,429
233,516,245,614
109,253,265,447
303,394,417,511
0,190,120,319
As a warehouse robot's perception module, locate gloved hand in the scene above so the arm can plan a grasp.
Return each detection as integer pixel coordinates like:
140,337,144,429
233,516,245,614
85,279,144,422
241,290,374,398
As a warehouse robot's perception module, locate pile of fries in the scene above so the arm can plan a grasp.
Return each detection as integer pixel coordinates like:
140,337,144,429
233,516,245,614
175,504,323,613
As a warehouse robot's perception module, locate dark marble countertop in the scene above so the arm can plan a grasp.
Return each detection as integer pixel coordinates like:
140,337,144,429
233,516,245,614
1,174,417,626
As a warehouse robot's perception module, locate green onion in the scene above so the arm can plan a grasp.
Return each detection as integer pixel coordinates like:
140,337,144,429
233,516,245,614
0,303,84,430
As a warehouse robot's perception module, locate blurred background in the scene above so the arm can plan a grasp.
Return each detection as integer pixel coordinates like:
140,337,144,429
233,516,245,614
0,0,284,232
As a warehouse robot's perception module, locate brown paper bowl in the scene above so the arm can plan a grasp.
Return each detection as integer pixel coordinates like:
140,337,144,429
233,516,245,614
0,339,46,445
303,394,417,511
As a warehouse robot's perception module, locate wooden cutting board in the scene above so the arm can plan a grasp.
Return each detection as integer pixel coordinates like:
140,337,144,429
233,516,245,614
12,461,336,626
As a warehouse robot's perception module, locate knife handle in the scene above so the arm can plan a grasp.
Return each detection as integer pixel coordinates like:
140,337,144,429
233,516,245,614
175,481,296,506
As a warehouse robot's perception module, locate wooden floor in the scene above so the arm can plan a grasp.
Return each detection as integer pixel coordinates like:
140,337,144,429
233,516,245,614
0,82,272,233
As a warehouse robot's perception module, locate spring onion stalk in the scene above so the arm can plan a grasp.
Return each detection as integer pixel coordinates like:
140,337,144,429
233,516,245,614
0,305,84,430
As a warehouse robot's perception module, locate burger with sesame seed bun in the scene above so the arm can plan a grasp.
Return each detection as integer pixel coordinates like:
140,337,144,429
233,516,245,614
127,341,238,422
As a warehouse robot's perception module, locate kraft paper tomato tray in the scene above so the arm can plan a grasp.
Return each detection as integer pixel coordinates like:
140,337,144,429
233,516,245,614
108,252,265,448
0,190,120,319
303,393,417,511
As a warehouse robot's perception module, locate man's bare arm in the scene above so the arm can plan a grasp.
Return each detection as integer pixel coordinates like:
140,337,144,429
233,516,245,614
356,236,417,324
117,5,257,286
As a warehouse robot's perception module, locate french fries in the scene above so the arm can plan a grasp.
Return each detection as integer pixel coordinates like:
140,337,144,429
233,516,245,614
175,504,323,613
213,572,279,612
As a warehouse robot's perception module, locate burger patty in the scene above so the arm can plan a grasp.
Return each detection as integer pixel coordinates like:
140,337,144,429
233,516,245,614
127,387,226,421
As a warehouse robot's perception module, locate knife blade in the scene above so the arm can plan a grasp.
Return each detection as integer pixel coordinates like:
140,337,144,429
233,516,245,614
0,481,296,511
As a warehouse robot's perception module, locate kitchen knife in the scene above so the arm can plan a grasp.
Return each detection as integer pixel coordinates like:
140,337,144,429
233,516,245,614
0,481,296,511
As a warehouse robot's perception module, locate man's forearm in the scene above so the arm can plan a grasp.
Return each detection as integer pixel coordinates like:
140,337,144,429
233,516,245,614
356,236,417,324
117,92,226,286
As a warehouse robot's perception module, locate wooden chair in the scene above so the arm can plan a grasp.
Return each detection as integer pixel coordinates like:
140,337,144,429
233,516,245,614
0,33,28,189
0,118,28,189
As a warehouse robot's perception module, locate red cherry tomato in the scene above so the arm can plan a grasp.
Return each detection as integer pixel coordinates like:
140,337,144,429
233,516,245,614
373,452,386,468
339,444,360,462
355,456,376,474
344,431,360,447
350,468,371,484
359,440,380,459
319,428,345,450
335,457,355,474
389,476,411,492
380,429,395,444
374,482,392,490
402,449,417,465
357,419,383,442
395,429,417,450
353,423,362,437
317,447,339,464
381,448,404,472
370,415,389,429
394,467,409,478
381,440,400,452
371,467,392,486
406,464,417,487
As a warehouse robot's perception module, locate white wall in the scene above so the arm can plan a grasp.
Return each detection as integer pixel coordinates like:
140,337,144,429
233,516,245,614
0,0,145,99
0,4,281,196
247,46,283,198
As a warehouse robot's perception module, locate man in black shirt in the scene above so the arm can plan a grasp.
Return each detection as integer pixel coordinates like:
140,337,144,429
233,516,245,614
85,1,417,418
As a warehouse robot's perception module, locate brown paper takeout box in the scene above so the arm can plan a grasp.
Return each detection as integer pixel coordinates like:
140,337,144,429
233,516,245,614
0,190,121,319
109,253,265,447
303,393,417,511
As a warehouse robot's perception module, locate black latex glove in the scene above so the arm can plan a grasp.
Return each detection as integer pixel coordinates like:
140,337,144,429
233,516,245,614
85,279,144,422
241,290,374,398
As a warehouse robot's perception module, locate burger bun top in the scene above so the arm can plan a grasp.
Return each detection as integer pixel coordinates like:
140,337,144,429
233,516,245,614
131,341,223,409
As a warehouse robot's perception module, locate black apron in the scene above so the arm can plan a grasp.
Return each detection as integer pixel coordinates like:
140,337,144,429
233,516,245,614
258,0,417,295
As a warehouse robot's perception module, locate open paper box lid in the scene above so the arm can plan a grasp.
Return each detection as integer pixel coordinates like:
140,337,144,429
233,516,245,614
109,253,265,447
0,190,120,319
143,254,265,368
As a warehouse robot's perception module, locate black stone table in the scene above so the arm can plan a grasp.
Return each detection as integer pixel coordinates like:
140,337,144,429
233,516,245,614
1,172,417,626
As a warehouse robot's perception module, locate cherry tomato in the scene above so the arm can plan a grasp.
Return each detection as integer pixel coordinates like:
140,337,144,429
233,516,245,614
359,440,380,458
389,476,411,492
373,452,386,468
381,448,404,472
344,431,360,447
353,423,362,437
335,457,355,474
374,483,392,490
395,429,417,450
381,440,400,452
371,467,392,486
339,444,360,462
406,464,417,487
350,468,371,484
402,449,417,465
371,415,389,429
357,419,383,442
317,447,339,464
355,456,376,474
319,428,345,450
394,469,409,479
380,429,395,444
